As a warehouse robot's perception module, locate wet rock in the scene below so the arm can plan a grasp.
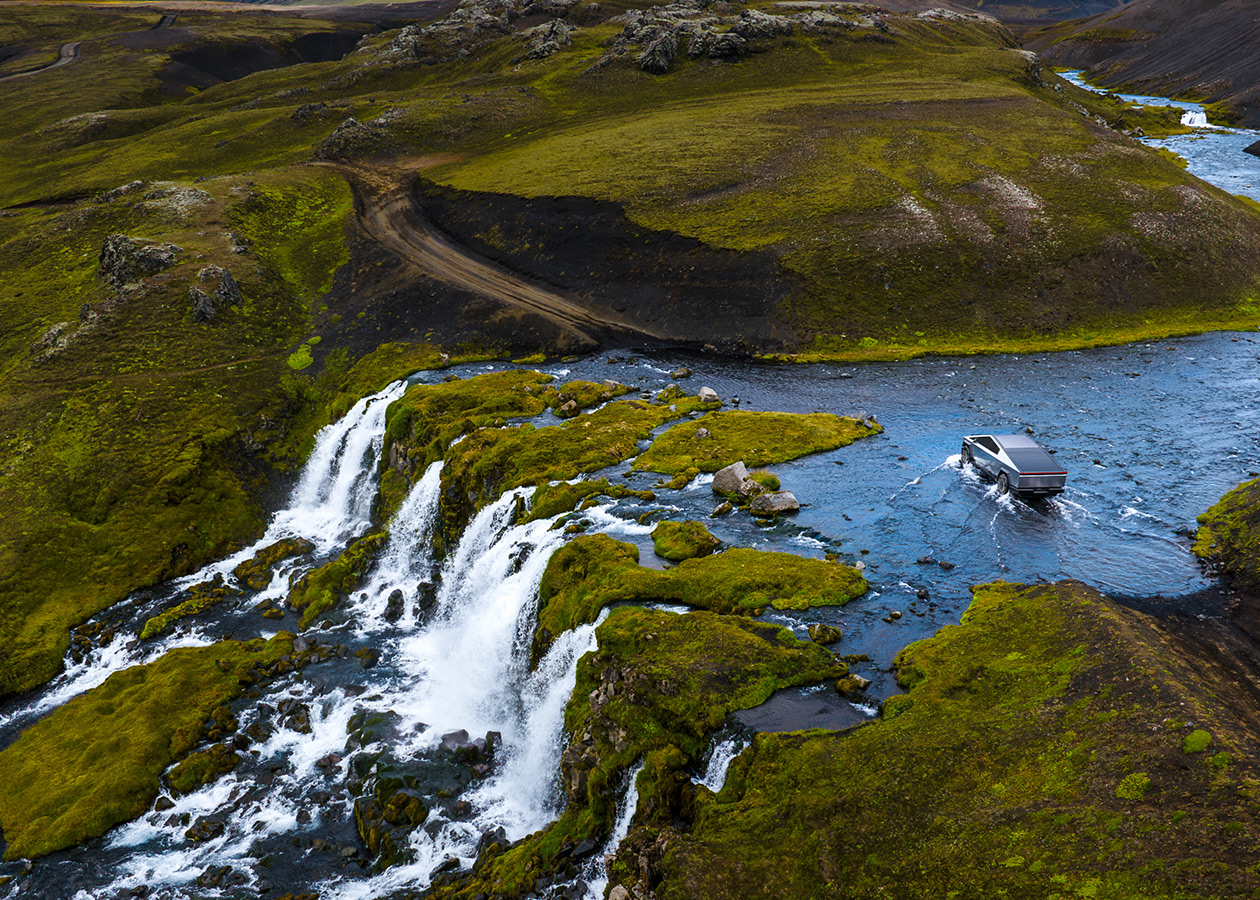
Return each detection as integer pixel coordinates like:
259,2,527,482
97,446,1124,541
1246,139,1260,159
385,589,405,623
672,367,692,379
835,674,872,695
185,816,226,843
750,490,800,516
441,729,471,751
713,461,750,495
916,588,930,600
808,623,843,645
431,856,461,878
98,234,182,288
711,501,733,517
698,386,720,403
916,555,935,565
154,796,175,812
938,560,955,571
560,399,579,416
355,647,381,669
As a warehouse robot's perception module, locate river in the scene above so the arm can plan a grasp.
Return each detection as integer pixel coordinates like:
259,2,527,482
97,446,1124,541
1060,69,1260,203
1,331,1258,899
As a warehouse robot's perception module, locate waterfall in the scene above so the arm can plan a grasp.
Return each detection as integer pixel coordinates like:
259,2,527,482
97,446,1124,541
0,381,409,735
1181,109,1209,128
693,737,749,793
582,760,647,900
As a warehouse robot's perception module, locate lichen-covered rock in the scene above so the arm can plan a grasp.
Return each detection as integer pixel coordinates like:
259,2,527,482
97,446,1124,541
731,9,794,39
522,18,573,60
638,28,679,74
652,520,720,561
98,233,182,288
708,32,746,59
808,622,842,645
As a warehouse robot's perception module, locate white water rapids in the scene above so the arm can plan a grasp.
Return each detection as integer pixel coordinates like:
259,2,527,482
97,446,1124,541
8,378,645,900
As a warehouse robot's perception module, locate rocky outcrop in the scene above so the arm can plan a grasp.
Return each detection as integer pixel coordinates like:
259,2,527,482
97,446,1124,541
189,265,244,323
522,19,573,60
98,233,182,288
637,27,679,74
314,116,398,162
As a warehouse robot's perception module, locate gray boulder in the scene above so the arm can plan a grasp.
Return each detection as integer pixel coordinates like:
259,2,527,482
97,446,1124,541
731,9,794,39
698,386,719,403
708,32,746,59
1246,139,1260,159
523,19,573,59
750,490,800,516
713,461,750,494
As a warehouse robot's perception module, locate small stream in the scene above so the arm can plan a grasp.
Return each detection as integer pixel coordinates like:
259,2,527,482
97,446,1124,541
2,333,1260,898
1060,69,1260,203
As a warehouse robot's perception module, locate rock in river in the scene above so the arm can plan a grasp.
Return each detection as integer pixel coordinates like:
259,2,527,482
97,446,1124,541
750,490,800,516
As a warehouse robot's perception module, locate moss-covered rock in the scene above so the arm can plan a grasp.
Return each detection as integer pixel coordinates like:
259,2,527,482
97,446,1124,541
0,633,294,859
635,410,880,475
543,379,631,418
139,573,241,640
523,478,655,524
607,581,1260,900
1193,477,1260,589
652,520,720,561
166,742,242,796
532,534,866,663
287,531,389,629
232,537,316,591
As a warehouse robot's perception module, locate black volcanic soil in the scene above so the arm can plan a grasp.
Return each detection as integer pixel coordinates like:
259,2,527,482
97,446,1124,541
1027,0,1260,127
412,179,804,354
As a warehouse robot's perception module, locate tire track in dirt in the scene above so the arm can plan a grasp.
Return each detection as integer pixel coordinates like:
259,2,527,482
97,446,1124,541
325,162,668,347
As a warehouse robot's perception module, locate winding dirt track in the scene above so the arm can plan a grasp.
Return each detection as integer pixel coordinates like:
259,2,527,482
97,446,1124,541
326,163,667,346
0,42,80,83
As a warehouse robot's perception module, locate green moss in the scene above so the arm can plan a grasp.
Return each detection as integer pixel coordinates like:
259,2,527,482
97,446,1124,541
232,537,316,591
0,634,293,859
288,531,389,629
617,581,1260,899
635,411,880,474
544,379,632,417
166,742,241,796
532,534,866,662
139,573,241,641
652,520,720,561
1116,772,1152,800
1193,478,1260,590
287,344,315,371
1183,729,1213,754
524,478,654,524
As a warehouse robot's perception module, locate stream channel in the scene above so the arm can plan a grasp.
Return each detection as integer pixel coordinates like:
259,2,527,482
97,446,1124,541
2,332,1260,900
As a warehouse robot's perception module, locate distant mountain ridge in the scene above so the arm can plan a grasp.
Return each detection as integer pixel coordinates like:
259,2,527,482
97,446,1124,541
1027,0,1260,126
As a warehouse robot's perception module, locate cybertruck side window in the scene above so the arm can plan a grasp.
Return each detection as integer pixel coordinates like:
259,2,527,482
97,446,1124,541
976,436,999,454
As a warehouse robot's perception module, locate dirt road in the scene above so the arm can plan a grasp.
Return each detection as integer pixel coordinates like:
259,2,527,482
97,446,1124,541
0,42,80,83
327,163,667,347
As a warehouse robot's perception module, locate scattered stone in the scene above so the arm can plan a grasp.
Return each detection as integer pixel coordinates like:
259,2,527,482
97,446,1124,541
185,816,225,843
695,427,712,440
522,18,573,60
441,729,471,751
355,647,381,669
154,796,175,812
711,501,733,517
916,588,930,600
314,116,398,162
916,556,935,565
835,674,872,695
385,589,405,623
938,560,955,571
559,399,578,416
672,367,692,379
808,623,843,645
698,386,720,403
750,490,800,516
638,28,678,73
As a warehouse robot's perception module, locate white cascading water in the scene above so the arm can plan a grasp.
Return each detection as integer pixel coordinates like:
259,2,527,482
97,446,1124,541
693,737,749,793
1181,109,1209,128
582,760,647,900
0,381,408,736
348,459,445,633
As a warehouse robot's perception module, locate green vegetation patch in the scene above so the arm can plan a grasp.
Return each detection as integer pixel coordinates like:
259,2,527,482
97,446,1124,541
652,520,720,561
524,478,655,524
139,573,241,641
635,411,879,474
288,531,388,629
233,537,316,591
532,534,866,662
0,634,293,859
614,581,1260,899
1193,478,1260,590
